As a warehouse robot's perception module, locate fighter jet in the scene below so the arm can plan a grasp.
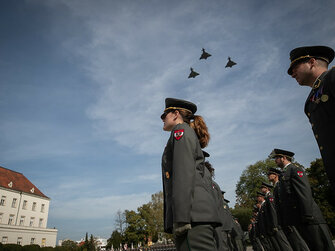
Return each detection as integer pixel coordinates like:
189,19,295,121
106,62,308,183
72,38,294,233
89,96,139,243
199,48,212,60
188,67,199,78
225,57,237,68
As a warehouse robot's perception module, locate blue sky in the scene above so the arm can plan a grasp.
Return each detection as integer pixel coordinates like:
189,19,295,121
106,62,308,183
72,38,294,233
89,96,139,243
1,0,335,241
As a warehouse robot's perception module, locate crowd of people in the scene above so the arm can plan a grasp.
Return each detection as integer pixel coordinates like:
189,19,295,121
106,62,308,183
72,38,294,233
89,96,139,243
160,45,335,251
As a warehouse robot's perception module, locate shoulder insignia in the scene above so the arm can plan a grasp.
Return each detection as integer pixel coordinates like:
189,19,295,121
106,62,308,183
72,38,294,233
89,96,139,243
297,171,303,177
174,129,184,140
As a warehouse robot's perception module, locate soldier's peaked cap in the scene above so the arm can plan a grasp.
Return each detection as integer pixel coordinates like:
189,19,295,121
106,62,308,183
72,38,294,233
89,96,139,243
267,167,281,175
257,191,266,197
261,182,273,189
288,46,334,75
269,148,294,159
161,98,197,119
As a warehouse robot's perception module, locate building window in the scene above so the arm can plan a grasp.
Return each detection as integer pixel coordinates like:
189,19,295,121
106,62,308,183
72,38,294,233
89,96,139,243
29,217,35,227
39,218,44,227
41,203,45,213
17,237,23,245
32,202,37,211
0,196,6,206
8,214,15,225
19,216,25,226
12,198,17,208
41,238,46,247
1,236,8,244
30,238,35,244
22,200,27,209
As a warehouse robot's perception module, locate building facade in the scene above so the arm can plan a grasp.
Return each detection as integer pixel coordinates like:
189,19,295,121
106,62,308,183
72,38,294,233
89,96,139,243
0,166,57,247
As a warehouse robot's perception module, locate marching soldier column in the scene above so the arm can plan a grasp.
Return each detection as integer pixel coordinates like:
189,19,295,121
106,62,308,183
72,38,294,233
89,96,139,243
249,148,334,251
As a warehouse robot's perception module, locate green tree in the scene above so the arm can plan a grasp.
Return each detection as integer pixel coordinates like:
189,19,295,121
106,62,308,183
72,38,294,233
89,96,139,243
138,191,164,242
235,158,277,208
124,210,147,246
88,235,96,251
61,240,78,250
305,158,335,234
106,230,123,250
231,207,253,231
235,158,304,208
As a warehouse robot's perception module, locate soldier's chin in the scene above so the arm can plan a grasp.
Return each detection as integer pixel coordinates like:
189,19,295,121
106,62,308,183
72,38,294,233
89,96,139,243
163,125,170,131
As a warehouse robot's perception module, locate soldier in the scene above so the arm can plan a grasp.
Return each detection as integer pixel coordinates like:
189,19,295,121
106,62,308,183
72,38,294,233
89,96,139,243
231,218,245,251
254,203,265,251
288,45,335,195
256,192,273,251
203,153,230,251
269,148,334,251
161,98,221,251
260,182,293,251
222,198,235,251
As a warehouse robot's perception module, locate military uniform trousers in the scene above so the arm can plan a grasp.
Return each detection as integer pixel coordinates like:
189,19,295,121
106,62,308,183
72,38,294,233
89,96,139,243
214,226,231,251
259,235,272,251
270,229,293,251
283,226,310,251
175,224,217,251
297,224,335,251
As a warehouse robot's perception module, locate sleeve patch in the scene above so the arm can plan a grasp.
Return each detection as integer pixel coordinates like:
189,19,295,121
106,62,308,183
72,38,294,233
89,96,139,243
297,171,303,177
174,129,184,140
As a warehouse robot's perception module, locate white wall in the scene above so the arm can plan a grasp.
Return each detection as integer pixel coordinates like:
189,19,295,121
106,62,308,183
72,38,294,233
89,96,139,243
0,187,57,247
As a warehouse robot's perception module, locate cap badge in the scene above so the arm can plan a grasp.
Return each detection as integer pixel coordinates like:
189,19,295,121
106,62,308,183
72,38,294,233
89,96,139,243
297,171,303,177
321,94,329,102
174,129,184,140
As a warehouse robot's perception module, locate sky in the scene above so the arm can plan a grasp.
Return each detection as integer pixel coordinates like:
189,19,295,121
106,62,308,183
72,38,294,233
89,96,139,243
1,0,335,242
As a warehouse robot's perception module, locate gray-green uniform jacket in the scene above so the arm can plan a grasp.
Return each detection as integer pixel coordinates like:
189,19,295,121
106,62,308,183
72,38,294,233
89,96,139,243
161,123,221,233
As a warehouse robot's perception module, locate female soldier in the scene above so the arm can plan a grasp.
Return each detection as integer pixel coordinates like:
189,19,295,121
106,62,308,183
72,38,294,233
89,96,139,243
161,98,221,251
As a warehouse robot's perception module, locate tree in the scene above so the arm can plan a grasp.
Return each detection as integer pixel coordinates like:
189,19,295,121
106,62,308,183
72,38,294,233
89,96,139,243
115,209,126,235
124,210,147,246
61,240,78,250
88,234,96,251
235,158,277,208
231,207,252,231
235,158,304,208
305,158,335,234
138,191,164,242
106,230,123,250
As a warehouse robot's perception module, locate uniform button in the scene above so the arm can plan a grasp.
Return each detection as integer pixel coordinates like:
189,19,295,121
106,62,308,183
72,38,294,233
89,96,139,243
311,123,314,127
315,134,318,139
320,146,323,151
308,113,311,117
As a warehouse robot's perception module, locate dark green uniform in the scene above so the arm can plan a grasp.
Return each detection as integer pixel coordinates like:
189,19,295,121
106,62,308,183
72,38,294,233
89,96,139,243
212,181,230,251
161,122,221,250
305,66,335,195
277,163,334,251
263,191,292,251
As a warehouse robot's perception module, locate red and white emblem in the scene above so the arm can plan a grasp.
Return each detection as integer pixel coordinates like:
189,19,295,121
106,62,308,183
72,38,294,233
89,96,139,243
174,129,184,140
269,197,274,202
297,171,303,177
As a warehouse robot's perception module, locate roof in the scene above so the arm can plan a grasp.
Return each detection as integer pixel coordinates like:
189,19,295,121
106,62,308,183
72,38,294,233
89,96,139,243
0,166,49,199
